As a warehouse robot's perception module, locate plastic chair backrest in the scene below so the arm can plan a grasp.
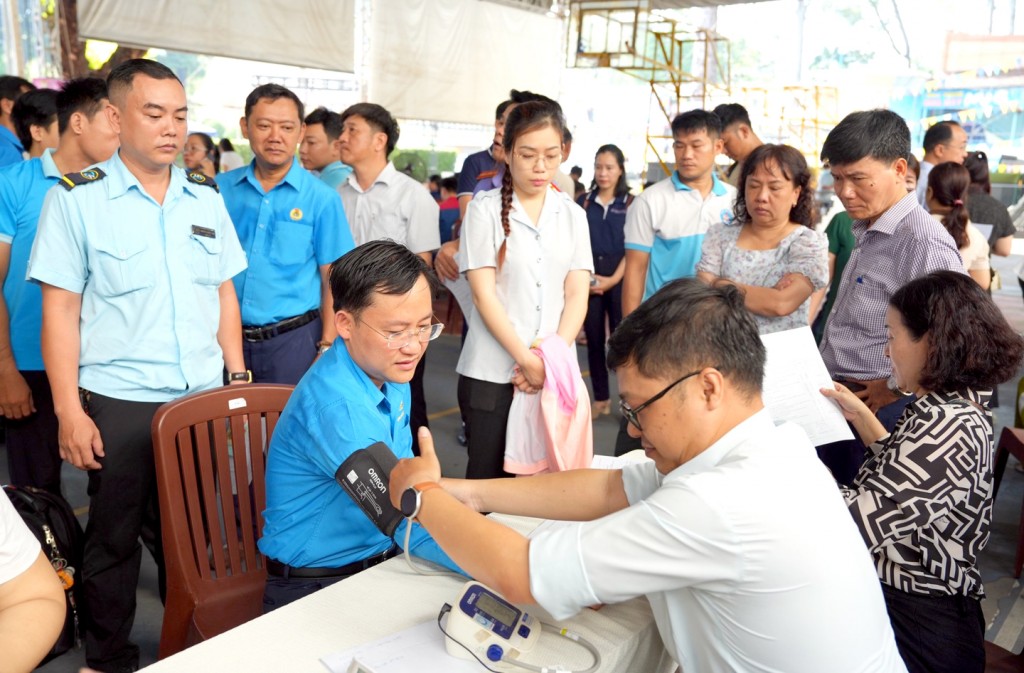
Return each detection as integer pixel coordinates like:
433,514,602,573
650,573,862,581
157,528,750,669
152,383,293,659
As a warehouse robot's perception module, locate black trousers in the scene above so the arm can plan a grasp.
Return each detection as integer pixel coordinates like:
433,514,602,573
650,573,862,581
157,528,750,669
410,352,429,456
458,375,514,479
5,370,62,494
262,575,347,614
881,584,984,673
582,283,622,402
81,391,166,671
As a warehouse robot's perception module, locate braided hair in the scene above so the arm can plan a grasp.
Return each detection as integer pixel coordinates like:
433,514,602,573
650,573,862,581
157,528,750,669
497,100,566,267
927,161,971,249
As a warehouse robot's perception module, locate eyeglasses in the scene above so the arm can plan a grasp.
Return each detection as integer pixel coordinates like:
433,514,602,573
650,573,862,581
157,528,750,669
359,319,445,349
513,150,563,168
619,367,712,432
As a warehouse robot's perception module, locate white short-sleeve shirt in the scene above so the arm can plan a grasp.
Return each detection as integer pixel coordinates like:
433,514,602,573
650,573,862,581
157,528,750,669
338,162,440,254
456,187,594,384
529,410,907,673
0,489,42,585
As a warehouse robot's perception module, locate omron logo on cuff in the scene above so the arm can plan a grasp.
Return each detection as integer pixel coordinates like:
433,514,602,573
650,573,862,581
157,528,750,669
335,442,403,538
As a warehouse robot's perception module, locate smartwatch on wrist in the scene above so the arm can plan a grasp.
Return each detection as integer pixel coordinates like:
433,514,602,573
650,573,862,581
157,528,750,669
400,482,442,520
228,370,252,383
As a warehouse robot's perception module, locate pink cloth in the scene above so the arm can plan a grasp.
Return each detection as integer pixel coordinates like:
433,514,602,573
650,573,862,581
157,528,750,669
504,335,594,475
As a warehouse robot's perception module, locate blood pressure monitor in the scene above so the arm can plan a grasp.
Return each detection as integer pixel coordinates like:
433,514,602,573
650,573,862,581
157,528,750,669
445,581,540,663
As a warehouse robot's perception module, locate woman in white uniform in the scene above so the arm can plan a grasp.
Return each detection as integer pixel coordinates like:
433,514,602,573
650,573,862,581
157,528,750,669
456,100,593,479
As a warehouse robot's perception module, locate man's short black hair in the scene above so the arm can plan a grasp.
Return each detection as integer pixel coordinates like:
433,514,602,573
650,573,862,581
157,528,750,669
340,102,400,156
330,240,438,313
820,109,910,167
607,278,765,397
106,59,181,106
712,103,751,129
57,77,108,135
244,83,304,122
570,165,582,178
0,75,35,104
922,121,960,154
12,88,57,150
441,176,457,192
495,99,514,121
670,109,722,139
304,106,342,141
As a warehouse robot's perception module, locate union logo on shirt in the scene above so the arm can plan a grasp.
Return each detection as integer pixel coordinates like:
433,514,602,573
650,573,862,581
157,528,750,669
720,208,735,225
290,208,303,221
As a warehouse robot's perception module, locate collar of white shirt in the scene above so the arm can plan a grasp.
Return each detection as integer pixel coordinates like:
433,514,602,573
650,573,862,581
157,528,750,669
667,407,774,478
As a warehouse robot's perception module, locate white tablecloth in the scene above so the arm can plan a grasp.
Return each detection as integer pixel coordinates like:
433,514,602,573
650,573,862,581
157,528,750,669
140,514,675,673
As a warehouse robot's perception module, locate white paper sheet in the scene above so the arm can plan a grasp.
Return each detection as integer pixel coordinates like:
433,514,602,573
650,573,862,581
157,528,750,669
760,326,853,446
321,620,481,673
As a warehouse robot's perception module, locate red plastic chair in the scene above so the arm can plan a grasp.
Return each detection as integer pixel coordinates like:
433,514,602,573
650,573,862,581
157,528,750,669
151,384,293,658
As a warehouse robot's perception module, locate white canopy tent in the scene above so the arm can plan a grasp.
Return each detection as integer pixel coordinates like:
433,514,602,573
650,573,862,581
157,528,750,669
77,0,755,125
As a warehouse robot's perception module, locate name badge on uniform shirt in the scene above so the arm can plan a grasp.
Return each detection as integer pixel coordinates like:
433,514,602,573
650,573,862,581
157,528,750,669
192,225,216,238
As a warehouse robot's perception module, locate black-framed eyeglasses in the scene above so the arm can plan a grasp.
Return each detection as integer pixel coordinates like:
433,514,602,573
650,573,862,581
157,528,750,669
619,367,713,432
359,319,445,350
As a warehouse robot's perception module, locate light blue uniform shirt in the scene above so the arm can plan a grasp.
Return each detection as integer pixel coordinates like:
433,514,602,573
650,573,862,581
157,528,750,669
625,171,736,301
219,158,353,326
27,151,248,402
0,126,23,168
0,149,61,370
259,339,461,573
316,160,353,191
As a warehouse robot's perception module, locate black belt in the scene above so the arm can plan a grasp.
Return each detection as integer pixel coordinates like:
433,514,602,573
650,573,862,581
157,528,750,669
243,310,318,342
266,544,400,579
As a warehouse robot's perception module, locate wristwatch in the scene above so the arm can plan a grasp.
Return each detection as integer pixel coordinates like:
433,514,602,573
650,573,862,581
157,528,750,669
400,482,442,520
228,370,252,383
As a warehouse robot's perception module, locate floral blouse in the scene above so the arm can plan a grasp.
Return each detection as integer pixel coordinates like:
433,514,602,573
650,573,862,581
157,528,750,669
841,389,993,599
696,222,829,334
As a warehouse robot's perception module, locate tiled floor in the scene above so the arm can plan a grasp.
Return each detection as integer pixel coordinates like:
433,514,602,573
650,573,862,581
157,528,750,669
8,253,1024,671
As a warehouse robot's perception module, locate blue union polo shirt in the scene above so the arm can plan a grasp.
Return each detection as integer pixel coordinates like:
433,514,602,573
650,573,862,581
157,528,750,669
27,151,248,402
258,338,461,572
0,149,62,370
219,158,353,326
625,171,736,301
0,126,24,168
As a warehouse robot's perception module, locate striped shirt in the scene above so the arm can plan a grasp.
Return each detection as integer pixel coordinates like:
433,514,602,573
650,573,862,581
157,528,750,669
819,192,964,380
842,389,993,598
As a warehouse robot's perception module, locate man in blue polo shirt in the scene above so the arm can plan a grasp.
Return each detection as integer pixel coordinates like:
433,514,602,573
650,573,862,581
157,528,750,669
220,84,354,385
259,240,460,612
28,59,248,672
0,76,35,167
300,106,352,190
622,109,737,316
0,77,119,495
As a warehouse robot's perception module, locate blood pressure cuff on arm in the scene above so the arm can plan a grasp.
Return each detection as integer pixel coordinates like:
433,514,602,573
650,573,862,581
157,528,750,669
335,442,404,538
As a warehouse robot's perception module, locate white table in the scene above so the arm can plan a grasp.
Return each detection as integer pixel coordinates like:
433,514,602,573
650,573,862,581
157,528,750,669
140,514,675,673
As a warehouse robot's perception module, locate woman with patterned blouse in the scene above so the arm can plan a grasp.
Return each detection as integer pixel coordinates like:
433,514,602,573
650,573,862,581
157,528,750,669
822,270,1024,673
696,143,828,334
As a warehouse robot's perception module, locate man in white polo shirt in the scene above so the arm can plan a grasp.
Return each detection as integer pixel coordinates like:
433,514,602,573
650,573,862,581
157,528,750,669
337,102,440,455
389,279,907,673
622,109,736,316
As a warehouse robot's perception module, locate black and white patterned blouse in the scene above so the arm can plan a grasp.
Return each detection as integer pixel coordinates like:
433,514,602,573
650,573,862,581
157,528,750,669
841,389,993,598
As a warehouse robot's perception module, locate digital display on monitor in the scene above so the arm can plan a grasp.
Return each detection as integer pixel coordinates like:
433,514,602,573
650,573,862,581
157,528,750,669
476,592,517,627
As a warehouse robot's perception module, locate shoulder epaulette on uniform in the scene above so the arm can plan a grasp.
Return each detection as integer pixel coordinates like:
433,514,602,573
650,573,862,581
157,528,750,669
186,171,219,193
59,168,107,191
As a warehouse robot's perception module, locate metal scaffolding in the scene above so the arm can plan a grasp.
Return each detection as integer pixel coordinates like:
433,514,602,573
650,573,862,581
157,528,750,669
566,0,730,179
